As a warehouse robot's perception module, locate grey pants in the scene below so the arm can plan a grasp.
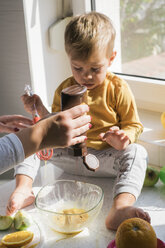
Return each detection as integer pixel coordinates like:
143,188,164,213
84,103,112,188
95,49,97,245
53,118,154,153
49,144,148,199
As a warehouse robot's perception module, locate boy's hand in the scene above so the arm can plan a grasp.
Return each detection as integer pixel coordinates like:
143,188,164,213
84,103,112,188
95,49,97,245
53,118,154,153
21,94,49,118
0,115,33,133
99,126,130,150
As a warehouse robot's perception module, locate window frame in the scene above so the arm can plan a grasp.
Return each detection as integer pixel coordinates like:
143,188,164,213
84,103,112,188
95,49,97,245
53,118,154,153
118,74,165,112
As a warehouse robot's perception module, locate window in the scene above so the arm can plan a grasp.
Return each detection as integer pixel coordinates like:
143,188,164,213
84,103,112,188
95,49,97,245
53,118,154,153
94,0,165,112
120,0,165,80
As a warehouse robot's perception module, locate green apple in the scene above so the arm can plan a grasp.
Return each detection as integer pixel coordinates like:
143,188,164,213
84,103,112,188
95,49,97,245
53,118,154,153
0,216,13,230
159,166,165,184
143,166,159,187
14,210,31,230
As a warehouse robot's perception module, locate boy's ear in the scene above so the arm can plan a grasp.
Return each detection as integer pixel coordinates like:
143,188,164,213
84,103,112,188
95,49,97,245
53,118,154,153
108,51,117,65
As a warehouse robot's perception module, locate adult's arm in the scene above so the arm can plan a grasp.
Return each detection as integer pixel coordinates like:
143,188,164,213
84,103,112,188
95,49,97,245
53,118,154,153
0,134,25,175
0,104,90,175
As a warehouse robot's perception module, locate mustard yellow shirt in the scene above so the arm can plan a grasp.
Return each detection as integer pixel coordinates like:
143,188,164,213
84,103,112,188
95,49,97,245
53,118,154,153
52,72,143,150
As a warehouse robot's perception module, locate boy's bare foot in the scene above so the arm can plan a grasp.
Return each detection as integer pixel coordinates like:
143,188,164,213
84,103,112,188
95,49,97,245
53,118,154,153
105,205,151,231
6,187,35,216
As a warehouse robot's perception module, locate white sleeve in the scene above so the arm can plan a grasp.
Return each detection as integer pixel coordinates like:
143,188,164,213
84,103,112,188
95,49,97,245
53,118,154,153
14,154,40,181
0,133,25,175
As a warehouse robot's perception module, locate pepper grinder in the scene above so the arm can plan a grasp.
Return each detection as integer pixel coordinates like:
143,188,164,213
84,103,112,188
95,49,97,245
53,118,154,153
61,84,99,171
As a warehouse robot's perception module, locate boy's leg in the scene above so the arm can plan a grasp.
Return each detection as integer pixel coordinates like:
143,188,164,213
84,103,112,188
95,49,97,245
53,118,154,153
6,174,35,215
6,155,40,215
50,147,117,177
105,143,150,230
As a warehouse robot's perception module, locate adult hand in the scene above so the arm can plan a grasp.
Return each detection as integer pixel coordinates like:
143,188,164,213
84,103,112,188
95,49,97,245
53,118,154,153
99,126,130,150
39,104,91,149
16,104,91,157
0,115,33,133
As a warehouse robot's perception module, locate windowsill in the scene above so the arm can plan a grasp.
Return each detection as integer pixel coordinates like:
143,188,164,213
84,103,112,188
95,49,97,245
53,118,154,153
137,108,165,167
120,74,165,113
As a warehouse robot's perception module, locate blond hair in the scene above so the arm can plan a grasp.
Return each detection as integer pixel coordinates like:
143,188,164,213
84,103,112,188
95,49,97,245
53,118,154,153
65,12,116,60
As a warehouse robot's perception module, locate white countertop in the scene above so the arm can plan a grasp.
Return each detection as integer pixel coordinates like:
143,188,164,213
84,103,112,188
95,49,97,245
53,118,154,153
1,162,165,247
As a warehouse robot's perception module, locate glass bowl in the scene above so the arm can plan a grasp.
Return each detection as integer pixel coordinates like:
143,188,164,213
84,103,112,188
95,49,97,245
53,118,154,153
35,180,104,234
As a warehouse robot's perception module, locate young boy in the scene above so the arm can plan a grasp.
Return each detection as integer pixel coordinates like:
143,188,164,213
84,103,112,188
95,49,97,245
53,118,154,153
7,12,150,230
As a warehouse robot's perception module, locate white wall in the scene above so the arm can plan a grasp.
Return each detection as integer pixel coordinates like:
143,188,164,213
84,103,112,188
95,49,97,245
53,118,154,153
0,0,31,116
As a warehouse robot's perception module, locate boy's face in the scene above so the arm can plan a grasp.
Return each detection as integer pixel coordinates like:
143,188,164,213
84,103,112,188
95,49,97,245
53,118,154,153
69,49,116,90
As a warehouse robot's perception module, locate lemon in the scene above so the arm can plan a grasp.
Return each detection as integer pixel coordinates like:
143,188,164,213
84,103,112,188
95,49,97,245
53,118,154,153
0,216,13,231
1,230,34,248
14,211,31,230
161,112,165,128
